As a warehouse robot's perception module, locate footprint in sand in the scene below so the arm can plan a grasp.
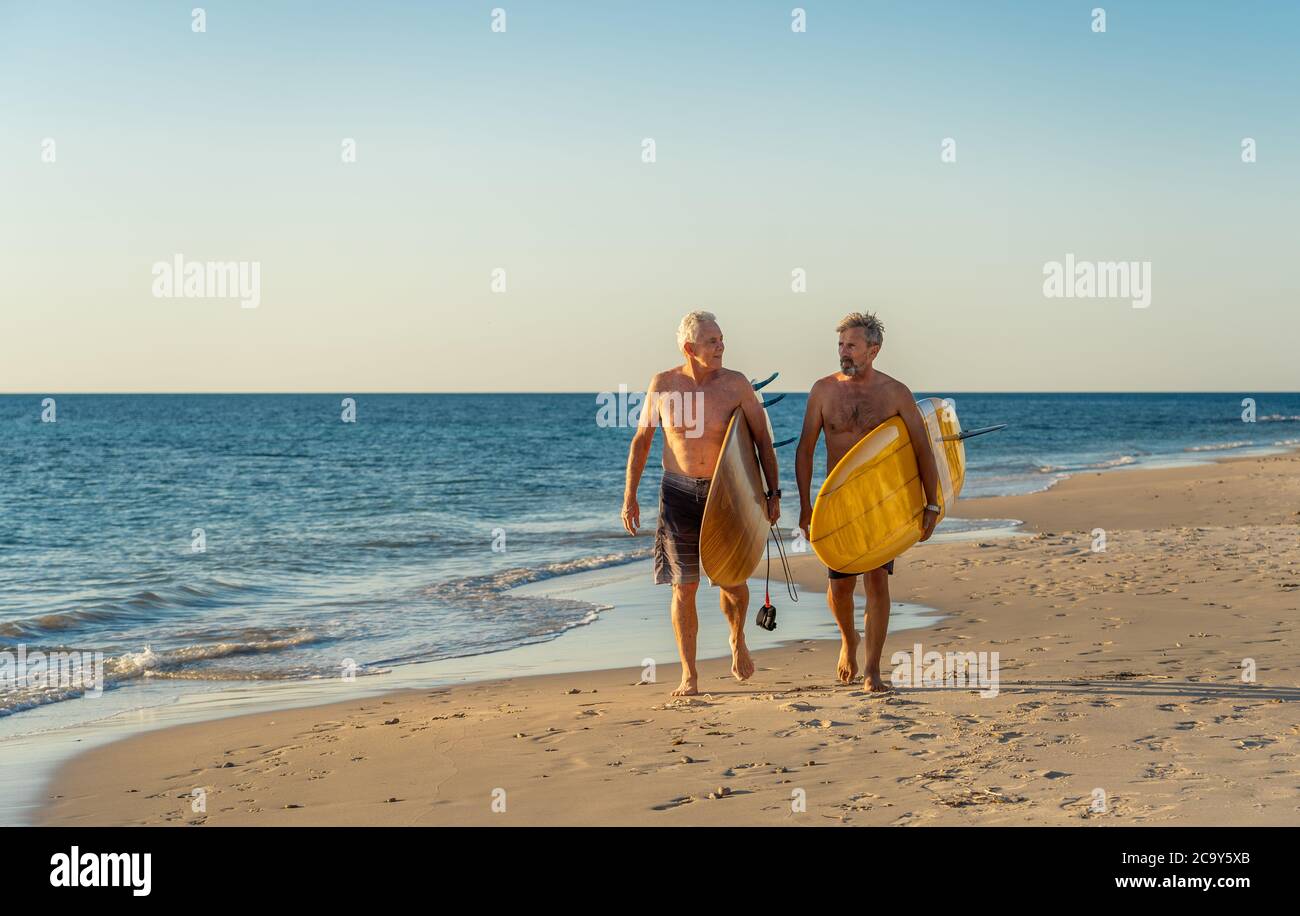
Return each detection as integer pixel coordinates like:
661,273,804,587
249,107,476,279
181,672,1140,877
793,718,842,730
1130,735,1170,752
1061,796,1121,818
1036,770,1071,780
655,697,714,711
1236,736,1276,750
937,788,1026,807
1143,762,1184,779
780,701,818,713
530,729,568,745
836,793,883,814
891,811,928,826
307,721,345,732
919,766,962,780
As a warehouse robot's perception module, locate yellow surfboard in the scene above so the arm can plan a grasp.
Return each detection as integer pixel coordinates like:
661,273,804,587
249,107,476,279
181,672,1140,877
810,397,964,575
699,407,773,588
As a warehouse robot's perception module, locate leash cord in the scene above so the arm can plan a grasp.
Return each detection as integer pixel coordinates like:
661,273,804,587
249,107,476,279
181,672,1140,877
769,525,800,603
764,539,771,606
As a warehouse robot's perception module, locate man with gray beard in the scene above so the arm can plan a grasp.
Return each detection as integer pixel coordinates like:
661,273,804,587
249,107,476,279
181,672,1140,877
795,312,940,691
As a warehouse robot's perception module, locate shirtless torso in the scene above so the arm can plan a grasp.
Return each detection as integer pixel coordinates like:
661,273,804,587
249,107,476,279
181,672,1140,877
621,361,779,537
646,366,755,478
814,369,909,472
795,366,939,535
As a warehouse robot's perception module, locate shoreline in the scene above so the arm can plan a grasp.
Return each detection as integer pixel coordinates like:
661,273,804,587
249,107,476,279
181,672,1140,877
4,435,1285,726
1,547,949,826
32,447,1300,826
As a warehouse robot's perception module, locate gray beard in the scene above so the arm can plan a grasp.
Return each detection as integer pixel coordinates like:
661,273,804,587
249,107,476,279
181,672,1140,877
841,362,857,376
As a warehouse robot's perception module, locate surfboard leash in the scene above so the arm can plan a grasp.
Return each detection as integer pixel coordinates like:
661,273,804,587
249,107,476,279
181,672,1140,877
757,525,801,631
769,525,800,603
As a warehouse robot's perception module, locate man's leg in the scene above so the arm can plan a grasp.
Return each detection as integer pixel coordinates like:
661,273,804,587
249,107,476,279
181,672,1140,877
827,575,860,684
670,582,700,696
862,567,891,691
719,584,754,682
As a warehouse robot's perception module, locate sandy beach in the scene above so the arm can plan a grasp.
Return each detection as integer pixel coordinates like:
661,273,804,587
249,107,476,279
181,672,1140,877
36,451,1300,827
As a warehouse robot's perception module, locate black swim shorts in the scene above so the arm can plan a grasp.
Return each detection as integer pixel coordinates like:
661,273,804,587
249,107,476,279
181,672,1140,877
653,471,711,585
827,559,895,580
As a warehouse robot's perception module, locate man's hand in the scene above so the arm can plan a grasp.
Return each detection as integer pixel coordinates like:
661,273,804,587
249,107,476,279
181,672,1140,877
798,504,812,540
919,506,939,542
622,497,640,535
765,493,781,525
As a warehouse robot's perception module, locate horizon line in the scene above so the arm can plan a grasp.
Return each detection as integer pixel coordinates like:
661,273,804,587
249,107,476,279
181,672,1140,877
3,390,1296,397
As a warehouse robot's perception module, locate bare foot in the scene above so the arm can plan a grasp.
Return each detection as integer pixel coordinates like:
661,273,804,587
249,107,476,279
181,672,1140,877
863,668,889,693
672,675,699,697
730,636,755,682
836,633,860,684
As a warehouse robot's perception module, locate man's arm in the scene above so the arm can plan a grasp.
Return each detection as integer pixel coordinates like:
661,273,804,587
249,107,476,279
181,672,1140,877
795,381,824,536
896,387,941,541
621,377,659,535
737,377,780,524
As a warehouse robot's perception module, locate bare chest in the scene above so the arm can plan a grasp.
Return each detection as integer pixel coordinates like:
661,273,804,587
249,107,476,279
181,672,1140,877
823,393,892,439
653,383,740,440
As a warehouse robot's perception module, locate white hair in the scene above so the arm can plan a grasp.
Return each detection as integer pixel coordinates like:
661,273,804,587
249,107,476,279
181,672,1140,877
676,310,717,352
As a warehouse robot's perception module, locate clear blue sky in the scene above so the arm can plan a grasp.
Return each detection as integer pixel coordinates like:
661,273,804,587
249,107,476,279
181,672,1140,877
2,1,1297,391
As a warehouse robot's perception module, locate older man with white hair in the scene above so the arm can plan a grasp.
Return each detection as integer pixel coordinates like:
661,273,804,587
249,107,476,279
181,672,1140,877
622,310,780,696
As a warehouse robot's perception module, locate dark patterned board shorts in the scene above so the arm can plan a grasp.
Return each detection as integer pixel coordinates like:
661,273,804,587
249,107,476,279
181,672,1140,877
828,560,895,580
653,472,711,585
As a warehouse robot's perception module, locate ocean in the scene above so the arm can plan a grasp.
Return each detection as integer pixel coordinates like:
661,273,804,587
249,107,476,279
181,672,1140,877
3,391,1298,720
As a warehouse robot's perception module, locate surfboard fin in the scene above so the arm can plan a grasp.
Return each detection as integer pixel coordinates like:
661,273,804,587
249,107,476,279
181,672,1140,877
760,393,786,409
773,436,797,448
942,423,1007,442
750,372,778,391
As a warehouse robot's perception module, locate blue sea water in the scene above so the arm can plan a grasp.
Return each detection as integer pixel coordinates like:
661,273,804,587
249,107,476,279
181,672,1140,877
2,391,1297,718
